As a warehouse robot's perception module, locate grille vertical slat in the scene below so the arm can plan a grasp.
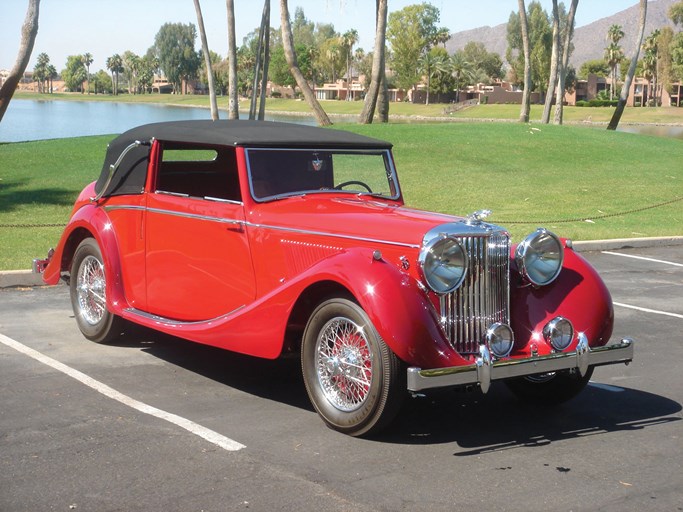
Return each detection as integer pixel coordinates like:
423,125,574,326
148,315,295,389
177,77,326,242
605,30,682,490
445,233,510,354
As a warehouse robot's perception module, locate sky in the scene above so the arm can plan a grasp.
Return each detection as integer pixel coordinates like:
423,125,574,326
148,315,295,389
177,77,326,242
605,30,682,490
1,0,640,73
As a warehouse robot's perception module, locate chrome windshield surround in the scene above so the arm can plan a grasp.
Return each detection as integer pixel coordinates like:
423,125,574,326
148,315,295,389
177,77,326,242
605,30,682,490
244,147,401,203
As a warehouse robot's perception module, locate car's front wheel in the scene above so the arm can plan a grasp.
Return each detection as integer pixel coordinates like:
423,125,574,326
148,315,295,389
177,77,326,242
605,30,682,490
301,298,404,437
505,367,594,405
70,238,124,343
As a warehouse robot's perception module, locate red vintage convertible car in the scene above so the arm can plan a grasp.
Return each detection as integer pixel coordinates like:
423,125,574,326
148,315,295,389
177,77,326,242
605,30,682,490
39,120,633,436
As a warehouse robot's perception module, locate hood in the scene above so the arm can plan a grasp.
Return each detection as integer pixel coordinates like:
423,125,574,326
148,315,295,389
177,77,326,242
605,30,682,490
249,194,503,249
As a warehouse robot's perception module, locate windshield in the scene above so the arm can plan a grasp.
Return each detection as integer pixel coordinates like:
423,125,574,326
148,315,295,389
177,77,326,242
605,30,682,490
246,148,400,201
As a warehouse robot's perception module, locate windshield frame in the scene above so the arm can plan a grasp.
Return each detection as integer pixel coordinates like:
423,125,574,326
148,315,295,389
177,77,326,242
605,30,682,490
245,147,401,203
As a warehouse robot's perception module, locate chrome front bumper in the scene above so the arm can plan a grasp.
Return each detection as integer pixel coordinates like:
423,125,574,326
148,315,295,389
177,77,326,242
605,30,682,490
407,334,634,393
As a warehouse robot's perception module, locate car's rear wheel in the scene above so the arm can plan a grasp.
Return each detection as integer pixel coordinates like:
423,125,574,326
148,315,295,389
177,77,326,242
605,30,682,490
505,367,594,405
70,238,124,344
301,298,404,437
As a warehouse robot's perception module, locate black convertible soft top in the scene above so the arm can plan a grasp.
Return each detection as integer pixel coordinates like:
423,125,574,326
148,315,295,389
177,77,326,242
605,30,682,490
95,120,392,197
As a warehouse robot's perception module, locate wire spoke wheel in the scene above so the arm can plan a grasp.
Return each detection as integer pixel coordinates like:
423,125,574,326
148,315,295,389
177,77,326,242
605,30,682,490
302,298,404,437
70,238,124,344
76,255,107,325
315,317,373,412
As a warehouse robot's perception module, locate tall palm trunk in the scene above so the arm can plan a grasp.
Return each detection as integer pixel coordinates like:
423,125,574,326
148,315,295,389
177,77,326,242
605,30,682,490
226,0,239,119
518,0,531,123
359,0,388,124
608,0,647,130
554,0,578,124
193,0,219,120
250,0,270,120
541,0,560,124
280,0,331,126
258,0,270,121
0,0,40,123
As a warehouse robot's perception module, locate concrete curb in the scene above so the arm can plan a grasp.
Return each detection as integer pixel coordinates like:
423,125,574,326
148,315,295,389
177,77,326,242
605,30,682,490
2,236,682,289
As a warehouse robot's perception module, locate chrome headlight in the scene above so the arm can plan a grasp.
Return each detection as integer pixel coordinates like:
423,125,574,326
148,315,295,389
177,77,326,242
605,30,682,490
515,228,564,286
543,317,574,351
486,323,514,358
418,236,468,294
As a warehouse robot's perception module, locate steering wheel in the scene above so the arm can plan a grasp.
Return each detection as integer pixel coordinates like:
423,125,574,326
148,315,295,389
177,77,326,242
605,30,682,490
334,180,373,193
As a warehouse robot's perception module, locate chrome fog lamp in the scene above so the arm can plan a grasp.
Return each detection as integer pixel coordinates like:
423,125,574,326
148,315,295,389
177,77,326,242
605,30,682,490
418,236,468,294
543,317,574,351
486,323,514,358
515,228,564,286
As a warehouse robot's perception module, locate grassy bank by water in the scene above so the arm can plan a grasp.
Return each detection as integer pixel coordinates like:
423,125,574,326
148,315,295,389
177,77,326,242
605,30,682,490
15,90,683,125
1,122,681,270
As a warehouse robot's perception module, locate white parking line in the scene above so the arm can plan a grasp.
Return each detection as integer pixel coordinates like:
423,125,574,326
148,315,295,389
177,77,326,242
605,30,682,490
613,302,683,320
0,333,246,452
602,251,683,268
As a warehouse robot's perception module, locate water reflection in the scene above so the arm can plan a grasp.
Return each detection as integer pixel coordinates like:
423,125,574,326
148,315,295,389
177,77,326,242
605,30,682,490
0,99,317,143
1,99,682,142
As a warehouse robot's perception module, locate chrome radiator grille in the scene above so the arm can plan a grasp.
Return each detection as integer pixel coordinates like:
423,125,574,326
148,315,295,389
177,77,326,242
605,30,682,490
441,232,511,354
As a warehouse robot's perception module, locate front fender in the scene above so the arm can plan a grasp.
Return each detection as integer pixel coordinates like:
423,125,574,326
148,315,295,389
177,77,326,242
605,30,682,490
306,248,468,369
510,245,614,356
42,203,127,314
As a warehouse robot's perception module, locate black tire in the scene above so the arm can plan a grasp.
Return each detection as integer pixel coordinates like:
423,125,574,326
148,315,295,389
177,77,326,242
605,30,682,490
505,367,594,405
301,298,404,436
70,238,124,344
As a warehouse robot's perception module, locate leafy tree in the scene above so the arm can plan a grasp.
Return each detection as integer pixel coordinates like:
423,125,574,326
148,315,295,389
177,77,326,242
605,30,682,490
92,70,112,94
670,1,683,27
292,7,315,47
0,0,40,124
62,55,87,92
642,29,661,106
279,0,331,126
153,22,201,94
461,42,503,83
387,3,447,93
578,59,610,79
122,51,140,94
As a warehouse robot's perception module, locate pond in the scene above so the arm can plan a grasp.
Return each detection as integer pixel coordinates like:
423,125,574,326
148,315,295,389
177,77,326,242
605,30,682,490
1,99,682,143
0,99,317,143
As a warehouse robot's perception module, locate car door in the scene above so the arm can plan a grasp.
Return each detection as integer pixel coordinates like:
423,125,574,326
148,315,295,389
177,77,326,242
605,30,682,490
144,143,256,321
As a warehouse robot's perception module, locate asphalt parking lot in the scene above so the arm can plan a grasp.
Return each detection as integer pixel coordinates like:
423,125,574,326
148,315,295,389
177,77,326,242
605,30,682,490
1,246,682,512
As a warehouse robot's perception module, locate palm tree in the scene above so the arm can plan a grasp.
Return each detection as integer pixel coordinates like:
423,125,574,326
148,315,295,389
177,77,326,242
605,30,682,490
82,52,93,93
193,0,218,120
34,52,50,93
554,0,579,125
0,0,40,124
608,0,647,130
605,24,625,100
106,54,123,95
341,29,358,100
518,0,531,123
47,63,57,93
449,53,474,103
642,29,660,106
279,0,331,126
541,0,560,124
226,0,239,119
359,0,388,124
418,51,447,105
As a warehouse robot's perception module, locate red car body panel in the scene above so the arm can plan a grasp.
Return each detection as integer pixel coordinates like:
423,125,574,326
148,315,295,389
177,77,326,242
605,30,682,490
42,121,618,372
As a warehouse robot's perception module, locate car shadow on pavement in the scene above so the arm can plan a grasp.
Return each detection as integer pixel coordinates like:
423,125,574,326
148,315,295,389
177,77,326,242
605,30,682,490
380,382,682,450
111,327,681,446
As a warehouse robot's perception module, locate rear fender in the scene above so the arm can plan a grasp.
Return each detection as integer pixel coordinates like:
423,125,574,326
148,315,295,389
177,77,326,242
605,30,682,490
42,204,127,314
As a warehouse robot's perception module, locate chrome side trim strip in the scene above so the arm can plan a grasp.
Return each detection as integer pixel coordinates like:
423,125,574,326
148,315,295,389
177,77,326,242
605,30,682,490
103,205,419,248
123,305,246,326
406,336,634,392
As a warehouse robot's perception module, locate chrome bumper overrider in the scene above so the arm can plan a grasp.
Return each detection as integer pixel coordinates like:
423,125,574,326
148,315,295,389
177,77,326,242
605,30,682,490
407,334,634,393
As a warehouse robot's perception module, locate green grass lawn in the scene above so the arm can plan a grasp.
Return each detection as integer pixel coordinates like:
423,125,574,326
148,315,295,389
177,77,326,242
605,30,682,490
1,123,682,270
15,90,683,125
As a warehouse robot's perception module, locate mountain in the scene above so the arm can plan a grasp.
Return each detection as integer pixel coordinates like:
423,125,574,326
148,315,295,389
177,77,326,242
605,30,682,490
445,0,678,69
